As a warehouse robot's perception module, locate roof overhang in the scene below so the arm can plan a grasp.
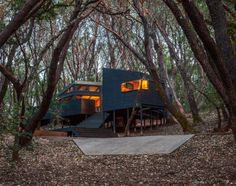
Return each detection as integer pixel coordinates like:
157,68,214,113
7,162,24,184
75,81,102,86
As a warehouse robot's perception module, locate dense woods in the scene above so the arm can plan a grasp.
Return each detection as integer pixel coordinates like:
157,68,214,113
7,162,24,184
0,0,236,161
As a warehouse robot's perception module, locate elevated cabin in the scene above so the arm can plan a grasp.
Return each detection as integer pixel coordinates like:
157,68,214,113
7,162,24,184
102,68,166,133
42,81,102,125
42,68,168,136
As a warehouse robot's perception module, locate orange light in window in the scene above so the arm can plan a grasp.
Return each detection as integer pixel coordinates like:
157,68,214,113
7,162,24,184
95,99,100,107
88,86,100,92
90,96,100,100
81,96,90,99
121,83,132,92
121,79,149,92
141,80,148,90
79,95,101,108
90,96,101,107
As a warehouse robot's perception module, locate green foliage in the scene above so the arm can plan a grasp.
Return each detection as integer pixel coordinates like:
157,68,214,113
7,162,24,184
47,98,64,129
0,104,21,136
36,1,73,21
0,21,5,32
200,83,222,112
0,102,35,140
0,104,33,153
9,0,25,12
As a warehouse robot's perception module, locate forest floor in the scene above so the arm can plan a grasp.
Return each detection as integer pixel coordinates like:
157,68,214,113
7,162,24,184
0,114,236,185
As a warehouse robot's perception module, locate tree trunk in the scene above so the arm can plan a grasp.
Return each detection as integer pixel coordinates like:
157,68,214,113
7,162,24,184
164,0,230,108
221,105,228,121
19,3,83,146
229,116,236,141
12,135,20,161
133,0,193,132
164,0,236,139
154,17,202,123
0,0,45,47
0,78,9,105
206,0,236,89
18,0,101,147
179,68,202,123
180,0,236,140
0,44,17,104
150,31,186,115
124,107,136,136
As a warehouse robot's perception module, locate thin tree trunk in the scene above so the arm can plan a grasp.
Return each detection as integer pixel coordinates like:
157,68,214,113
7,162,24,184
206,0,236,89
133,0,193,132
154,17,202,123
124,107,136,136
0,0,45,47
179,68,202,123
221,104,228,121
150,32,186,115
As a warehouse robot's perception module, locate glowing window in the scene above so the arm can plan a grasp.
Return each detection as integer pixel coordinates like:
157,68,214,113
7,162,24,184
77,95,101,108
88,86,100,92
90,96,101,107
121,80,149,92
81,96,90,99
78,85,87,91
141,80,148,90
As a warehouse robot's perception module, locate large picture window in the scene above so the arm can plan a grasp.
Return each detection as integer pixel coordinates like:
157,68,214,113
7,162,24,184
121,79,149,92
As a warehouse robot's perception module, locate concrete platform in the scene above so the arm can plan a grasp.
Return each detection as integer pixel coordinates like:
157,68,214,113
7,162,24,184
73,135,194,155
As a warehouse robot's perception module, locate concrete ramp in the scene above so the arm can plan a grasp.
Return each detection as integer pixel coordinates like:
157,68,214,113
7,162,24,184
73,135,194,155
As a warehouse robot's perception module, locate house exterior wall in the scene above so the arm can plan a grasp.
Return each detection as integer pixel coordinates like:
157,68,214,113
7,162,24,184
102,68,164,112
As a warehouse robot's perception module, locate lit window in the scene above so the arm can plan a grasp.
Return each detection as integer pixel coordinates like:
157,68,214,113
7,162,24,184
77,95,101,108
88,86,100,92
141,80,148,90
90,96,101,107
78,85,87,91
121,79,149,92
81,96,90,99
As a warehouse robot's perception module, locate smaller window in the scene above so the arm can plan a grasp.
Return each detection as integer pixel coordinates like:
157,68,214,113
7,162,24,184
78,85,87,91
88,86,100,92
81,96,90,99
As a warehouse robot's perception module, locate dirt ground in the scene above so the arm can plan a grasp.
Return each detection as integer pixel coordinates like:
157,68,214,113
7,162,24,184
0,115,236,185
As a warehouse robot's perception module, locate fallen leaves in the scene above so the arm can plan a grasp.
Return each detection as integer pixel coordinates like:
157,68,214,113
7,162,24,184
0,115,236,185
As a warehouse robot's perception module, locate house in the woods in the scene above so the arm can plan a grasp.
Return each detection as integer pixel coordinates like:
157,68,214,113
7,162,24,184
41,68,168,137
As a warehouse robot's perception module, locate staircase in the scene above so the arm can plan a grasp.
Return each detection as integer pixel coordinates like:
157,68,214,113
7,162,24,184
52,112,114,137
77,112,109,128
76,128,118,138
